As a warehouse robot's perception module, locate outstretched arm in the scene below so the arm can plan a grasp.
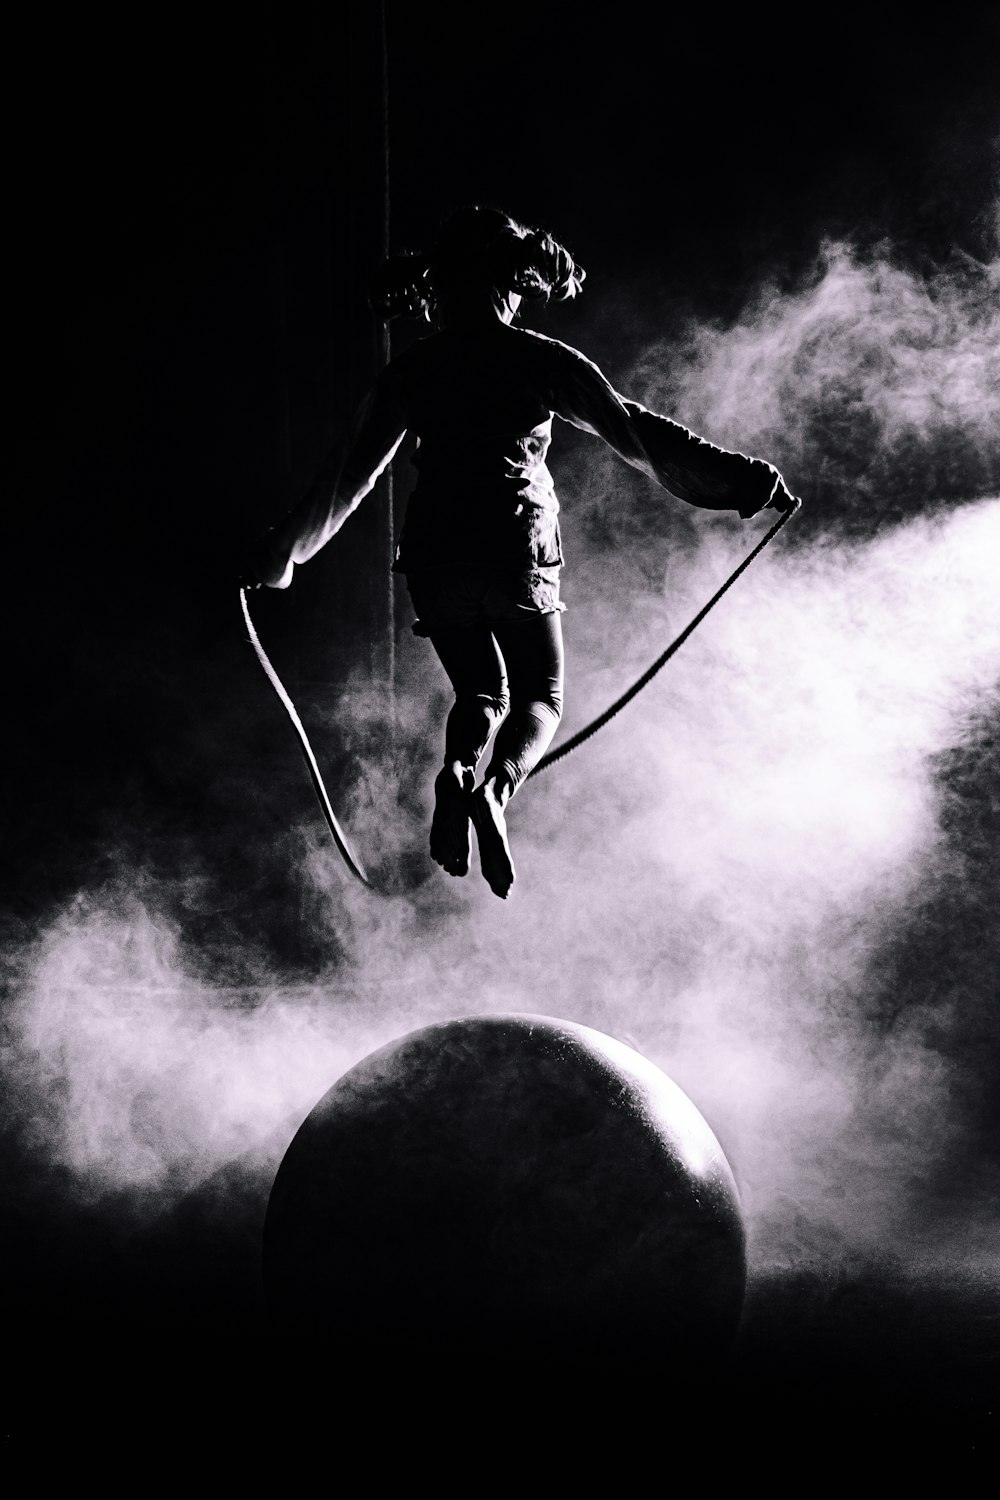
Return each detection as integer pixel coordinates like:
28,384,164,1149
549,343,795,517
245,373,407,588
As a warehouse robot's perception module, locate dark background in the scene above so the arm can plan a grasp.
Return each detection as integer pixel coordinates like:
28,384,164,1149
3,0,998,1455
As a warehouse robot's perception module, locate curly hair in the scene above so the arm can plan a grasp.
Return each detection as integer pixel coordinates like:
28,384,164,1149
369,205,586,321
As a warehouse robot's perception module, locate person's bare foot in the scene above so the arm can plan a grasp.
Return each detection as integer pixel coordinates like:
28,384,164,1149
470,778,515,899
430,764,473,876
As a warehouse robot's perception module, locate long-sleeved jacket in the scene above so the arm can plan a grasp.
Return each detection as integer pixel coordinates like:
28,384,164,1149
252,323,786,587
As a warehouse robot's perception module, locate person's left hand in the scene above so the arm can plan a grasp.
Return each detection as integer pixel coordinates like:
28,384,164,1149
767,476,800,513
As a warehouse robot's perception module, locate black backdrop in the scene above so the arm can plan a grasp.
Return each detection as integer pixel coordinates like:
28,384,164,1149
4,0,998,1456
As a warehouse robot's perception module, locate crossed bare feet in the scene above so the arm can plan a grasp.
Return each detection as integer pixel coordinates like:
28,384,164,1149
431,767,515,898
430,764,474,877
470,777,515,899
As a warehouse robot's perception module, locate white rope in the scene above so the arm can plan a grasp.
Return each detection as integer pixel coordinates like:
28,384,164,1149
240,587,371,885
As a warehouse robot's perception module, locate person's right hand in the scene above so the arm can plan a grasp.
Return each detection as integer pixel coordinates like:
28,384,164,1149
254,562,294,589
239,529,295,589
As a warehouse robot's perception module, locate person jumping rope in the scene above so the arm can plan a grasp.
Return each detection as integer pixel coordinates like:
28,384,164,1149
242,205,799,900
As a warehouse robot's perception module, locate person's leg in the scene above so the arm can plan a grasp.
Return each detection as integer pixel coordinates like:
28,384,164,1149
469,612,564,898
486,611,564,795
426,625,510,876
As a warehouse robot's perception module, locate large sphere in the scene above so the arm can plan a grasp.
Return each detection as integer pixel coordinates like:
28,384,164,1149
263,1014,746,1366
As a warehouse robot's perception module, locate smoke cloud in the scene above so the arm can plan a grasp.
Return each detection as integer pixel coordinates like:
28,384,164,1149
5,235,999,1289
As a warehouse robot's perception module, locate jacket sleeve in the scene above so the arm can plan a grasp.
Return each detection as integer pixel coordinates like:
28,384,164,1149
548,342,784,518
248,370,407,587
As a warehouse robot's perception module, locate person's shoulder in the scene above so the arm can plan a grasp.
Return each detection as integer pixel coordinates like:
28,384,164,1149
514,327,585,358
377,331,451,395
513,327,602,376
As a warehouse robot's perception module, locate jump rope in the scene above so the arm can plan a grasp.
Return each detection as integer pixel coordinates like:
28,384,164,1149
239,18,802,887
240,496,801,888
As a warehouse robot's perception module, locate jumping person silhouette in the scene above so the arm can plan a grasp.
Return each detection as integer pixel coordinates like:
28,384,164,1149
243,205,797,900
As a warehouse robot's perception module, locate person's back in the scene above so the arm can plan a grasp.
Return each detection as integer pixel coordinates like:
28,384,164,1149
242,204,798,899
391,323,553,451
386,322,567,573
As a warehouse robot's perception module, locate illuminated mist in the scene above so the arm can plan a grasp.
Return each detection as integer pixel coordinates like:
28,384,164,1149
5,236,999,1292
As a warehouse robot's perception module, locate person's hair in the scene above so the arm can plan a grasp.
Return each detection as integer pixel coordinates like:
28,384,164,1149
369,205,586,321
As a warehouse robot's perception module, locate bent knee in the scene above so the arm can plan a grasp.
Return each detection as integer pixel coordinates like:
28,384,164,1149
519,670,563,722
516,691,562,726
463,688,510,722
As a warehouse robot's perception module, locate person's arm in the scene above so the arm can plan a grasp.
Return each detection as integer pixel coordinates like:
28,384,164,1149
549,342,795,518
245,372,407,589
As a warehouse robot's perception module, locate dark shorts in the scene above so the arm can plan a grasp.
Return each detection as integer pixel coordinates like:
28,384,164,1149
405,567,566,638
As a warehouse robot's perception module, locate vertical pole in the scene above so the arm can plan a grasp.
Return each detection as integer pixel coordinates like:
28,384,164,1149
379,0,396,728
